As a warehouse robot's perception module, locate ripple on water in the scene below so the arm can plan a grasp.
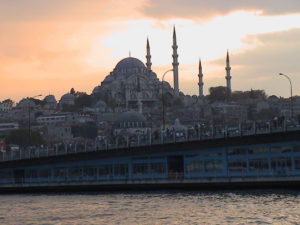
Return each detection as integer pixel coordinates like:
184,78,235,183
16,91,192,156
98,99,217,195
0,190,300,224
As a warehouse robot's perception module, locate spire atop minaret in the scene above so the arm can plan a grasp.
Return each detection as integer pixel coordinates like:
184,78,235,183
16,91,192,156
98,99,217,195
146,37,152,72
198,58,204,98
173,26,177,45
226,49,230,66
172,26,179,96
225,50,232,96
199,57,202,73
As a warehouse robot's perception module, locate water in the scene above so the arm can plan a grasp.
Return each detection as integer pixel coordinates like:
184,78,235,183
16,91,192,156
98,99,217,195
0,190,299,225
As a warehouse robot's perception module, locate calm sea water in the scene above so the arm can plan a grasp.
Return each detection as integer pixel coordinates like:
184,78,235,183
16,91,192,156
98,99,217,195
0,190,299,225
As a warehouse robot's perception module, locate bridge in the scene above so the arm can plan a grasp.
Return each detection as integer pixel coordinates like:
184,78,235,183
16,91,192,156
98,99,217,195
1,127,300,191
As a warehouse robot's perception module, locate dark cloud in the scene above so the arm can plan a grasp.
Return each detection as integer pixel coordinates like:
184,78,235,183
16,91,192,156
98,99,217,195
142,0,300,19
0,0,108,21
210,29,300,95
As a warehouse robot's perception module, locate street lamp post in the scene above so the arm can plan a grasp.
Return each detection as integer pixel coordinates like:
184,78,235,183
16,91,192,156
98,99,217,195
161,69,173,130
28,94,42,146
279,73,293,119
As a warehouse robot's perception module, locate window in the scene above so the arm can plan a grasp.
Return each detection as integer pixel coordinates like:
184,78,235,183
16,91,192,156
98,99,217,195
205,160,223,172
133,163,148,175
271,158,292,171
293,146,300,152
25,169,38,178
39,169,51,178
294,158,300,170
186,160,202,173
248,147,269,154
150,163,166,174
228,148,246,155
203,152,222,157
98,165,113,176
54,168,66,179
114,164,128,176
249,159,269,172
270,146,291,153
0,170,12,179
228,160,247,172
69,168,81,178
83,167,96,177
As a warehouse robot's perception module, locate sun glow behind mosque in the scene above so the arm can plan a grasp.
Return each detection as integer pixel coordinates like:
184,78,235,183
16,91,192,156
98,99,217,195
83,10,300,96
90,11,300,68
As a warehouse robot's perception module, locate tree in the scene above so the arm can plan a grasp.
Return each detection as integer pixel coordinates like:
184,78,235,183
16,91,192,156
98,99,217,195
1,99,14,107
207,86,227,103
72,122,98,139
29,98,43,106
256,108,278,121
6,129,45,147
70,88,75,95
248,89,267,100
231,89,267,101
74,92,92,108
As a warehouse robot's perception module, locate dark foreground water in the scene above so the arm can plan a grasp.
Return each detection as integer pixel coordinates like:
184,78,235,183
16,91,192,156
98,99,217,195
0,190,300,225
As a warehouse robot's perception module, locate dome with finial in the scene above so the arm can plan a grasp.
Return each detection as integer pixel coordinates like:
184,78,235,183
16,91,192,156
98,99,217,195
115,57,145,71
44,95,57,104
17,99,36,109
59,93,75,106
115,111,146,128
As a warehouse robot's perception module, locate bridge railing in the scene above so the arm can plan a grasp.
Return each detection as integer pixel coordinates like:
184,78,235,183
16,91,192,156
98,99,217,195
0,126,299,163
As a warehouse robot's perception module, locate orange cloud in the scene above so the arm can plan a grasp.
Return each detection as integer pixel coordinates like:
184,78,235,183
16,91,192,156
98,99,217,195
0,0,145,102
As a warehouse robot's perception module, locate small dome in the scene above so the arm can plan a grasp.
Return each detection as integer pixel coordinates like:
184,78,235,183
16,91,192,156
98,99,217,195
268,95,279,102
103,76,114,83
95,100,107,108
115,57,146,71
59,93,75,107
61,93,75,102
116,111,146,124
44,95,57,103
92,86,102,94
17,99,36,108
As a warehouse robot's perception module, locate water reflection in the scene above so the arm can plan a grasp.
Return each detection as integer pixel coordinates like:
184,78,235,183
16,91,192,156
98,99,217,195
0,190,299,224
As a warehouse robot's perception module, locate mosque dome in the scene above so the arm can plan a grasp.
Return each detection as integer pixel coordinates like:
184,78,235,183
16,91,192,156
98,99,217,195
95,100,107,108
115,111,146,128
115,57,146,71
44,95,57,103
61,93,75,101
103,76,114,83
92,86,102,94
59,93,75,106
17,99,36,109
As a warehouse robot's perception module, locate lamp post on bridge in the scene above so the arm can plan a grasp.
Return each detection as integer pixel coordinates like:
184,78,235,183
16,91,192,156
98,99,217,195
161,69,173,130
28,94,42,146
279,73,293,119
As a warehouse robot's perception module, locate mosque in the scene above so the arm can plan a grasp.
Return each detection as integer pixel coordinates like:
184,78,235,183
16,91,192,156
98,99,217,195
90,27,232,113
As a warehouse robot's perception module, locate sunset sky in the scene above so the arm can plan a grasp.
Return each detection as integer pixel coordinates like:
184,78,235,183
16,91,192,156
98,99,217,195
1,0,300,102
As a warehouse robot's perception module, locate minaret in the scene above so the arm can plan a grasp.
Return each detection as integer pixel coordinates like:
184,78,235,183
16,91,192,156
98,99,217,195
198,58,204,97
146,37,152,72
225,50,232,94
172,26,179,96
